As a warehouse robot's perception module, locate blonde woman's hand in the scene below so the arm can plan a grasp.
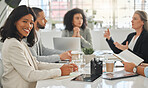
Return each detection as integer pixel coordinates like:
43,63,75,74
104,29,111,40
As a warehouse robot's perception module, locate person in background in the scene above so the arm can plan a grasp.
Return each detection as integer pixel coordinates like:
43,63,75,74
62,8,93,49
0,5,78,88
104,10,148,63
29,7,72,63
123,62,148,77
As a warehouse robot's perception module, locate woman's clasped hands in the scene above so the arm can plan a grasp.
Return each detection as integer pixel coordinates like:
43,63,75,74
60,63,78,76
72,27,81,37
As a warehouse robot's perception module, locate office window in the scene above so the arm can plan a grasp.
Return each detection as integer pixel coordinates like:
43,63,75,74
116,0,134,29
19,0,148,30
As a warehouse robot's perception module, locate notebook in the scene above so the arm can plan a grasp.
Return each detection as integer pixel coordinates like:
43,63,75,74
53,37,81,51
102,70,139,80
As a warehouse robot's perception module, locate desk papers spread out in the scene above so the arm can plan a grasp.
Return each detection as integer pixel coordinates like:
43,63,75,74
113,49,144,66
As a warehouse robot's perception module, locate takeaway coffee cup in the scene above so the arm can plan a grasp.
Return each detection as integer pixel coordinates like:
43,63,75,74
106,60,115,72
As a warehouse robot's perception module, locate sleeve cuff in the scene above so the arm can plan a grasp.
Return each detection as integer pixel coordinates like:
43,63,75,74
49,68,62,77
144,67,148,77
55,55,61,61
48,55,61,62
106,37,112,41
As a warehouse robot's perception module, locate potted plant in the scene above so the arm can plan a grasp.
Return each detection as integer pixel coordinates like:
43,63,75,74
82,48,95,64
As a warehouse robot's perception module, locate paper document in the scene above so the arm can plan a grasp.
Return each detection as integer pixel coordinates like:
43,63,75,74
113,49,144,66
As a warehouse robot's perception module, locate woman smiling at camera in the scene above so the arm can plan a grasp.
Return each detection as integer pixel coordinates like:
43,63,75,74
0,5,77,88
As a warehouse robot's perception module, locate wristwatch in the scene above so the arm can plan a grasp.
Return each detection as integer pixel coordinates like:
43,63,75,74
133,66,137,73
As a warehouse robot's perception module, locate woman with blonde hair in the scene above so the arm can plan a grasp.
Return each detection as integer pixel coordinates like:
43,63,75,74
104,10,148,63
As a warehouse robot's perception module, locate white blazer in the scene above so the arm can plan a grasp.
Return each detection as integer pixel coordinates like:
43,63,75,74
1,38,62,88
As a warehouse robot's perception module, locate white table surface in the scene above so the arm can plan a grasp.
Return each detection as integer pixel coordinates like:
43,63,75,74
36,63,148,88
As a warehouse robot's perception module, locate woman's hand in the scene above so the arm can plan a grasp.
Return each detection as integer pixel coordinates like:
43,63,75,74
104,29,111,40
72,27,81,37
69,63,78,72
122,62,136,72
114,41,128,50
60,64,73,76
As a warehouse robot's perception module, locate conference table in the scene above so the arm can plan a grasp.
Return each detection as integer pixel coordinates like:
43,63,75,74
36,65,148,88
36,50,148,88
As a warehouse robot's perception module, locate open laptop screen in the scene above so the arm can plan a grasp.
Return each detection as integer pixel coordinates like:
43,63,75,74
53,37,81,51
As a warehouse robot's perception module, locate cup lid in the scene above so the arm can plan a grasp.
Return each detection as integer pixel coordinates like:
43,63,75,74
71,51,82,54
106,60,115,63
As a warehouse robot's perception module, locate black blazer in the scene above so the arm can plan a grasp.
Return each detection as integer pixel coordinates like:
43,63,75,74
106,29,148,63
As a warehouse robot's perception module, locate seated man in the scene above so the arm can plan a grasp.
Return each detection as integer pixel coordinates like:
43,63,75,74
29,7,72,63
123,62,148,77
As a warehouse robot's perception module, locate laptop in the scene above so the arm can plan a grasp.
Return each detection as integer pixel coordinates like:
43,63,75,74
53,37,81,51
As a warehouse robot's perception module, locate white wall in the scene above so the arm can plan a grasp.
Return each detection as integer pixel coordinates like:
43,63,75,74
0,29,135,51
41,30,62,49
91,29,134,50
41,29,134,50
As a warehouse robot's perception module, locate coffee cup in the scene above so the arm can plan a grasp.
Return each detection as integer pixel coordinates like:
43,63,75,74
105,60,115,72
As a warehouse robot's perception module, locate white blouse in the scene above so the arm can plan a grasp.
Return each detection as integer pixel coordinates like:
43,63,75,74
128,35,139,50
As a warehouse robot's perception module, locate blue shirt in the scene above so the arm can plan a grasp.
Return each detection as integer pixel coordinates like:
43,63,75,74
144,67,148,77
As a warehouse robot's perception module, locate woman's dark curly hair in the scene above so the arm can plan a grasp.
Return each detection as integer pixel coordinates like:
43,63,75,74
63,8,87,31
0,5,37,47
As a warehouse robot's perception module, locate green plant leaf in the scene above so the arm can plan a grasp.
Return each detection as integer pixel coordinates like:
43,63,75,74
82,48,94,55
